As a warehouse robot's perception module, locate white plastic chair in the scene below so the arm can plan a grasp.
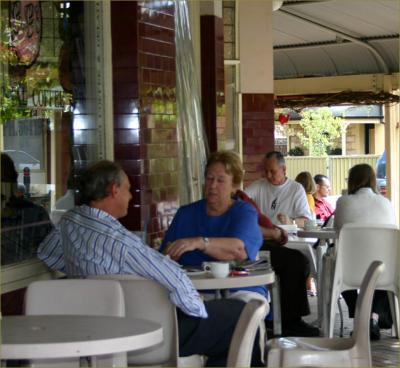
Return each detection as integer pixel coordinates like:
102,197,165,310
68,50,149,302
227,298,268,368
322,223,400,337
24,279,126,367
91,275,203,367
266,261,385,367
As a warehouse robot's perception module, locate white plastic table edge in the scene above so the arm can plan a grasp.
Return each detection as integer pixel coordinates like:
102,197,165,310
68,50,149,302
297,228,338,239
2,315,163,360
189,269,275,290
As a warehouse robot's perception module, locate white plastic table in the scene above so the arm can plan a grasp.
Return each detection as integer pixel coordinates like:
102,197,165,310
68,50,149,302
188,269,275,290
296,227,338,325
189,268,281,335
297,227,337,240
2,315,163,360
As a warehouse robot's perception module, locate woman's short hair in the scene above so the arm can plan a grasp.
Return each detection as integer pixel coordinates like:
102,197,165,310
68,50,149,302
206,151,244,186
295,171,316,194
347,163,377,195
78,160,124,204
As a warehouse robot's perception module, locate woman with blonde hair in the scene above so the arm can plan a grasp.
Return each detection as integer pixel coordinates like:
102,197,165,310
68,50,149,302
295,171,317,296
295,171,316,214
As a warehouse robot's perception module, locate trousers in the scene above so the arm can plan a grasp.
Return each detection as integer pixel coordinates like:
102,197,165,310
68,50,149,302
342,289,393,328
178,299,263,367
262,240,311,322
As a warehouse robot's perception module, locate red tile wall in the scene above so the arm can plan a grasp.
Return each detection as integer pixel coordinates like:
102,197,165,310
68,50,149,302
111,1,179,246
201,15,225,153
242,93,275,188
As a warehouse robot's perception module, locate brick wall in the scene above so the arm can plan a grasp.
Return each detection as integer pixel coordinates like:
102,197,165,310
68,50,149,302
112,1,179,246
242,93,275,187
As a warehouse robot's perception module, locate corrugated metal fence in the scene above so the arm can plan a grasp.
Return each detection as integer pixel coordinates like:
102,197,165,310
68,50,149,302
286,155,380,195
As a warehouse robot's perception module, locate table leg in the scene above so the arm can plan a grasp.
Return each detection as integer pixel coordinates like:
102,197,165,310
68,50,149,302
271,276,282,336
315,243,328,327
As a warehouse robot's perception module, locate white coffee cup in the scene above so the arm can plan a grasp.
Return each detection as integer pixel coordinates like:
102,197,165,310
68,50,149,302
304,218,317,230
202,262,230,278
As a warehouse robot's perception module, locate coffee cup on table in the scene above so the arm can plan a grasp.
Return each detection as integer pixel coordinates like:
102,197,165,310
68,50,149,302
304,218,317,230
202,262,230,278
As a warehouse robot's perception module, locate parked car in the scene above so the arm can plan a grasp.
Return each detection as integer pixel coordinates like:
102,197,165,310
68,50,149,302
376,151,387,196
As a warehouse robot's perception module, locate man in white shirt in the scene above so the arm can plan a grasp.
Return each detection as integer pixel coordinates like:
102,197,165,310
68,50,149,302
246,151,312,226
245,151,319,337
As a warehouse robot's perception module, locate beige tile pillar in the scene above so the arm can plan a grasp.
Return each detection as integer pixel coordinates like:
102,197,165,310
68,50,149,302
238,0,275,185
383,75,400,224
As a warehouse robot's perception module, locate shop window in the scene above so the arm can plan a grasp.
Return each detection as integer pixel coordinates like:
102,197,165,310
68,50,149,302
1,1,109,290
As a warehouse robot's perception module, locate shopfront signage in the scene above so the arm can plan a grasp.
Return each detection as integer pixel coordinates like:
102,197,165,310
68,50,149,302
9,0,42,66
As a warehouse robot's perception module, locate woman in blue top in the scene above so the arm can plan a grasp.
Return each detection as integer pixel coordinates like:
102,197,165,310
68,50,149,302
160,150,266,297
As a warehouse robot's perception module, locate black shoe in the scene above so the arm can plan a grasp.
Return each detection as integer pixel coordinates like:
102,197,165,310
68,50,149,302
370,318,381,340
282,319,320,337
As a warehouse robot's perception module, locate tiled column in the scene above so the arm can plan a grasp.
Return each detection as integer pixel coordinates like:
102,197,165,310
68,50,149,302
111,1,179,245
239,1,275,185
200,2,224,153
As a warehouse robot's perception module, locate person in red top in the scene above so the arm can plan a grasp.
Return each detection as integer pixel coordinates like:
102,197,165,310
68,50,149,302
235,190,319,337
313,174,335,221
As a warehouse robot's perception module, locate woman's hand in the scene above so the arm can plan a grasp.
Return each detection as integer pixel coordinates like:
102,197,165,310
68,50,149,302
164,237,203,261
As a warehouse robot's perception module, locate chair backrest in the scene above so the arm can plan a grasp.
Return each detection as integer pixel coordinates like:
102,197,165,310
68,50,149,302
91,275,178,366
352,261,385,366
227,299,268,368
335,223,399,292
24,279,126,368
25,279,125,316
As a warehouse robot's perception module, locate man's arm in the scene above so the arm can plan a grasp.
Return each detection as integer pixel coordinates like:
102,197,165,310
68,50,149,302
260,226,282,241
124,240,208,318
37,227,66,272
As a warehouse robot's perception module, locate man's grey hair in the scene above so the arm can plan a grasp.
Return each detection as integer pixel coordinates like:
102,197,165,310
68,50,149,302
78,160,125,204
264,151,286,167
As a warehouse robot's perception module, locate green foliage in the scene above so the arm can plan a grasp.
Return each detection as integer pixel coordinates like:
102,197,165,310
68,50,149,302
297,108,344,156
288,146,304,156
0,82,31,124
328,147,342,155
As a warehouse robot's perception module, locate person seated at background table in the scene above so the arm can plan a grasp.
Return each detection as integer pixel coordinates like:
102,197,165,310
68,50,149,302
295,171,317,296
37,160,263,367
334,163,396,340
245,151,319,337
245,151,312,227
313,174,335,221
295,171,316,215
160,151,266,299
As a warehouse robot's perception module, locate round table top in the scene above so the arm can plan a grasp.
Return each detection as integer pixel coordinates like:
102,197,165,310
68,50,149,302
2,315,163,360
297,227,337,239
188,269,275,290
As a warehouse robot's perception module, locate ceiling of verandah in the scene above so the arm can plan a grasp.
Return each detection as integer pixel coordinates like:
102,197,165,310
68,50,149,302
273,0,399,80
272,0,400,106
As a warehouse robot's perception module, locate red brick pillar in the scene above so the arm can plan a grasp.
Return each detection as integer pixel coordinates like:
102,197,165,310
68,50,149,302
200,14,225,153
242,94,275,187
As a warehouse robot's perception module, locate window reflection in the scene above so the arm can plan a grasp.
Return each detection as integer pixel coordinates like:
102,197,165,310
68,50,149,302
1,1,103,266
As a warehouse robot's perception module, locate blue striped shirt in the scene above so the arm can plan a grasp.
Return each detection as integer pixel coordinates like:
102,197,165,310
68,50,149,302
38,205,207,318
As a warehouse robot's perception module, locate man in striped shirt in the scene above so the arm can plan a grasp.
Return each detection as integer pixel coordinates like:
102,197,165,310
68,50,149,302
38,160,261,366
